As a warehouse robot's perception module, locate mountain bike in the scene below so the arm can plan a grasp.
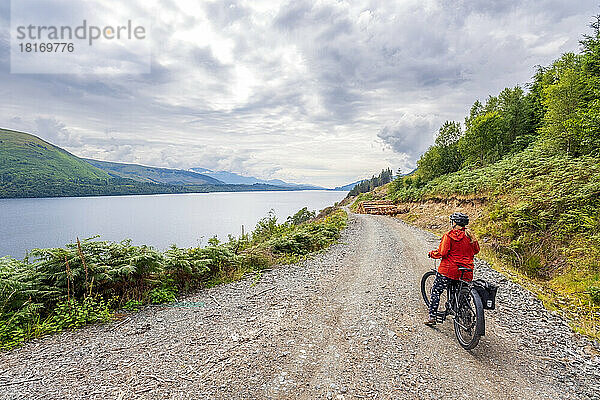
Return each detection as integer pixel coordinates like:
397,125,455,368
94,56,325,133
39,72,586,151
421,265,485,350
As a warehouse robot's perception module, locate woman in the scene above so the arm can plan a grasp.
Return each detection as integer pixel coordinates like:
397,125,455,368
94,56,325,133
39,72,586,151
425,212,480,326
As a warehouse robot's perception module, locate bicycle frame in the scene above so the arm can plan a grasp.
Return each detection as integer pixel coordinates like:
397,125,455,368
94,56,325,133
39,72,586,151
433,267,482,335
423,260,486,348
435,276,465,323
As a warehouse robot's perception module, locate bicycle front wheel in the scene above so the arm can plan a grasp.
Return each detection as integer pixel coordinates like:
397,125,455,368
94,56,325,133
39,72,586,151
454,287,484,350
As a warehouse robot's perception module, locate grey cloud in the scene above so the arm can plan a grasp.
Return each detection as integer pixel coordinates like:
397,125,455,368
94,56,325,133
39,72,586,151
377,116,437,158
273,2,314,31
0,39,8,69
203,0,250,28
34,117,82,147
449,0,595,22
446,0,518,16
7,117,34,133
267,0,477,121
0,1,7,23
109,144,135,163
1,0,599,186
189,46,232,78
144,60,173,84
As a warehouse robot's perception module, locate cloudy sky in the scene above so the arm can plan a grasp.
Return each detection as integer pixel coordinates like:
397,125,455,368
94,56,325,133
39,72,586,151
1,1,598,187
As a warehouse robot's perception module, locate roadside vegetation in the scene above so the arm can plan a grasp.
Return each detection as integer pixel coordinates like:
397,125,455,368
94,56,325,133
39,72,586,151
377,16,600,338
0,207,347,350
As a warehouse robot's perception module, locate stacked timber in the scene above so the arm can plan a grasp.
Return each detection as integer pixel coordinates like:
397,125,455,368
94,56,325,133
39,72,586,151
357,200,399,215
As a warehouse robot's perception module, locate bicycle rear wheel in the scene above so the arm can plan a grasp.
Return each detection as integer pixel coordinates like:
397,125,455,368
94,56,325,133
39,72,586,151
421,270,448,310
454,287,484,350
420,270,436,307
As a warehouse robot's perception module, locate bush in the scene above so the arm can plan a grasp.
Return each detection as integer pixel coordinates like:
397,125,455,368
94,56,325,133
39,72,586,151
252,209,283,241
269,210,346,255
590,286,600,305
240,247,272,270
28,238,164,302
49,297,113,330
0,302,42,351
0,297,112,351
0,207,348,350
163,245,211,290
149,286,177,304
287,207,316,225
123,299,143,311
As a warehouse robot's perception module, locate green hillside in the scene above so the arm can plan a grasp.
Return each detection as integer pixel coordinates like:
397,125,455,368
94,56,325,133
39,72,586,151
0,128,110,182
377,16,600,338
85,159,223,185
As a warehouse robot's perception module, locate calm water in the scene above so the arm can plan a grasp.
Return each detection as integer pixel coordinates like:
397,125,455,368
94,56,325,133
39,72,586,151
0,190,348,259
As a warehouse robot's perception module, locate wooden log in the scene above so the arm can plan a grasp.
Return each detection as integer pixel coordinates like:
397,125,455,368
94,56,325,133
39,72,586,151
357,200,399,216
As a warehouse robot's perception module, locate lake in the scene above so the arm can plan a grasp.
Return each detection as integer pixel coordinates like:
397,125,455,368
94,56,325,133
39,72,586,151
0,190,348,259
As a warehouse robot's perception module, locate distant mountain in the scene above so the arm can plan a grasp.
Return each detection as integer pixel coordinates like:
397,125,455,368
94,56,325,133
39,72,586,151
190,168,326,190
0,129,299,199
86,159,223,185
190,168,263,185
333,180,366,191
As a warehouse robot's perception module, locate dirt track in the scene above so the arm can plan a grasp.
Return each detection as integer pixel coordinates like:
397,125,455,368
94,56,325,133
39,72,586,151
1,212,599,399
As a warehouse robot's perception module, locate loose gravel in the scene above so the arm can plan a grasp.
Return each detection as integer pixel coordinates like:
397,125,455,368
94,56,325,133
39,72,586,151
0,212,598,399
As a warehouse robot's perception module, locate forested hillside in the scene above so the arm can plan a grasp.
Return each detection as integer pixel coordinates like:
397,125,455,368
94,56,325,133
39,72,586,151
347,168,394,196
385,16,600,337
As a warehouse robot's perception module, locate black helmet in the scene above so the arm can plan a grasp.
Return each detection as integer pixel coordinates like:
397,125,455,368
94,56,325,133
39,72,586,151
449,212,469,227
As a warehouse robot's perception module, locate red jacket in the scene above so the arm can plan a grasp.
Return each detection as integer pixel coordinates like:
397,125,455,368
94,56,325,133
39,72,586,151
428,228,480,281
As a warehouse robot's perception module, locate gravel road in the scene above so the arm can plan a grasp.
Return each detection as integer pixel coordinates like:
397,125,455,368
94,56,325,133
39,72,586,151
1,212,599,399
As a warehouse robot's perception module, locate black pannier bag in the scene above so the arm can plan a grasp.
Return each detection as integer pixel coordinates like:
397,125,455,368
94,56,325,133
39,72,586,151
472,279,498,310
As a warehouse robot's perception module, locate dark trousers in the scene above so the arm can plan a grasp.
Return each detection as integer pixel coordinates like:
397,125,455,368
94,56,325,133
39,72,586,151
429,273,452,318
